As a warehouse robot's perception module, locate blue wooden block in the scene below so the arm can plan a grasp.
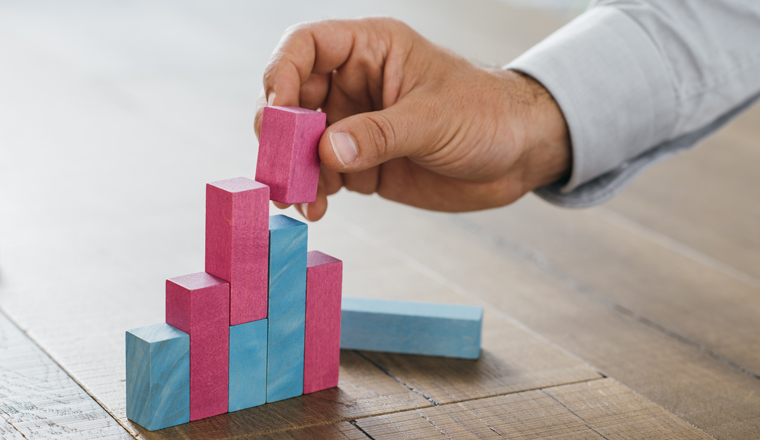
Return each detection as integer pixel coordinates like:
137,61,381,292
340,298,483,359
126,323,190,431
266,214,307,402
229,319,268,412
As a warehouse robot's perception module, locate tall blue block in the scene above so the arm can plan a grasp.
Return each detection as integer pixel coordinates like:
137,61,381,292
126,323,190,431
340,297,483,360
229,319,268,412
266,214,307,402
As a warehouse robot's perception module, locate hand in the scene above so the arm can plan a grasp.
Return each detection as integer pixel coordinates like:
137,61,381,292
254,17,570,221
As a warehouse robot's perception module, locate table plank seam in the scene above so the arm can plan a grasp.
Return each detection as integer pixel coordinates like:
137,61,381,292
352,378,718,440
0,307,138,440
271,376,712,440
353,350,440,406
348,420,376,440
356,376,609,419
447,214,760,383
540,389,612,440
611,304,760,381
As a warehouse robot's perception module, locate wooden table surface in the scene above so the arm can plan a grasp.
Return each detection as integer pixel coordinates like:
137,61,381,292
1,1,758,439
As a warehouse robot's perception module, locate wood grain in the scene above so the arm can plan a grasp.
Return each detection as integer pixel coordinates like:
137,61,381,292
166,273,230,421
464,196,760,377
206,177,270,325
322,193,760,438
229,319,268,412
355,379,713,439
243,422,367,440
0,311,130,439
304,251,343,394
267,215,308,403
126,323,190,431
256,106,326,204
341,298,482,360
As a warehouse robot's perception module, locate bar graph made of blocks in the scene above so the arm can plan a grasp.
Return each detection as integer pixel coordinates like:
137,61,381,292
125,106,484,431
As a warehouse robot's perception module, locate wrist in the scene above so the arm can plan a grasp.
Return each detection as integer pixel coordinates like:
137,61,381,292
500,69,571,191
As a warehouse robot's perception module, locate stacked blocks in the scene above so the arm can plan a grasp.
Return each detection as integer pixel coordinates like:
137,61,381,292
126,324,189,431
206,177,269,325
266,215,308,402
256,106,326,204
304,251,343,394
166,272,230,420
340,298,483,360
125,106,341,432
124,104,482,432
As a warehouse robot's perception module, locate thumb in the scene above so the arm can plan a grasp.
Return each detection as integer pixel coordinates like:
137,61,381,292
319,100,437,172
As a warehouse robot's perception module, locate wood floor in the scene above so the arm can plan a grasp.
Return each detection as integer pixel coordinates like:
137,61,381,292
0,1,758,438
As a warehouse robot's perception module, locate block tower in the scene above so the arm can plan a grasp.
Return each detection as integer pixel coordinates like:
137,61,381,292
125,106,343,431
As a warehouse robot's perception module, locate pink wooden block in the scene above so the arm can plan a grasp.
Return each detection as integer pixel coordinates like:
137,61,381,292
165,272,229,421
205,177,269,325
303,251,343,394
256,106,326,204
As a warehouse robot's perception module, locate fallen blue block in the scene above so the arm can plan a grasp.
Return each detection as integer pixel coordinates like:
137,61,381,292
340,297,483,360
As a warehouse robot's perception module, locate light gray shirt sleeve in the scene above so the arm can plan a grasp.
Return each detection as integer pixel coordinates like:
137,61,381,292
505,0,760,208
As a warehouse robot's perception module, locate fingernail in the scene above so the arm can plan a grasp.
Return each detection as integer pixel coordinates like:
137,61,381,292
330,132,358,166
267,92,276,106
300,203,310,221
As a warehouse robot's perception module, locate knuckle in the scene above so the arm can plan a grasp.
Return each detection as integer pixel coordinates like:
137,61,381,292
344,173,377,195
364,113,397,160
283,21,311,38
342,177,360,193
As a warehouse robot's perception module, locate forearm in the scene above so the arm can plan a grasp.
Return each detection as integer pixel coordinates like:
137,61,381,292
507,0,760,207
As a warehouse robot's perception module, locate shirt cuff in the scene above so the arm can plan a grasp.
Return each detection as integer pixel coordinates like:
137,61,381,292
505,5,677,195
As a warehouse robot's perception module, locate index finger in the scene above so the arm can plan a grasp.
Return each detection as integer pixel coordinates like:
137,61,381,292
262,19,362,108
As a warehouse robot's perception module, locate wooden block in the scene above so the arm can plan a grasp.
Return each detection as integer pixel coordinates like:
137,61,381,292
256,106,326,204
205,177,270,325
165,272,230,421
229,319,268,412
304,251,343,394
266,214,307,402
340,298,483,359
126,323,189,431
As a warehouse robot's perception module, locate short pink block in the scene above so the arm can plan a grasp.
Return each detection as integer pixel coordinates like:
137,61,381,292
165,272,229,421
205,177,269,325
303,251,343,394
256,106,326,204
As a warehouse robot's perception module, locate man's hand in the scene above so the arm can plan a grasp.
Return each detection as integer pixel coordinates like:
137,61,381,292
254,17,570,221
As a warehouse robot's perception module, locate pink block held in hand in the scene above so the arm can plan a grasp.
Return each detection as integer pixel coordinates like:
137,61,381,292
166,272,230,421
303,251,343,394
205,177,269,325
256,106,326,204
